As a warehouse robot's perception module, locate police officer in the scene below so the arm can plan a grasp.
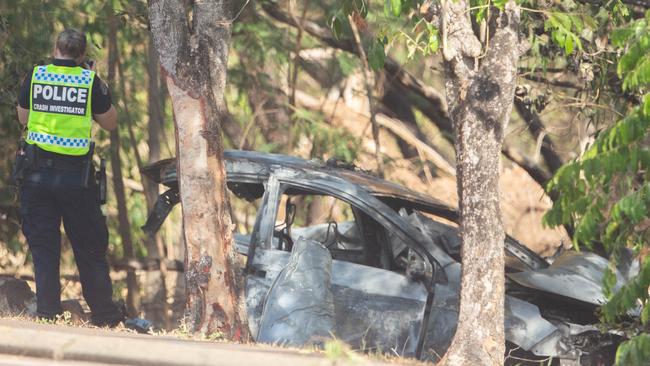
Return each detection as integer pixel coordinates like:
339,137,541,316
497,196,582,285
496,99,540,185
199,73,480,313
15,29,124,326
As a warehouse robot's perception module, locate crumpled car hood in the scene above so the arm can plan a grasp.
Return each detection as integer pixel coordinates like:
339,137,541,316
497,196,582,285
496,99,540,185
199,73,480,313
507,251,637,306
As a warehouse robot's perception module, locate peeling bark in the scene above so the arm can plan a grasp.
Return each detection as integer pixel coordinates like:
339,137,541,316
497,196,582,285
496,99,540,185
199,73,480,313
432,1,526,365
148,0,249,339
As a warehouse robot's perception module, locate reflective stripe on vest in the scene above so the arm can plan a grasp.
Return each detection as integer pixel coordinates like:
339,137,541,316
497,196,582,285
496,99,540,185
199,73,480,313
27,64,94,156
27,131,90,149
33,65,93,86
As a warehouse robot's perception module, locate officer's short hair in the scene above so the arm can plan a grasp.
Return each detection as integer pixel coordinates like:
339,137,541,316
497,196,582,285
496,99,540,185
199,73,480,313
55,29,87,59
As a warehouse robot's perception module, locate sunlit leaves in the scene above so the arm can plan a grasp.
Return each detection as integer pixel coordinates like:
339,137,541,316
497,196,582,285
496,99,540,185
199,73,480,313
427,27,439,53
330,0,390,71
332,0,440,69
612,0,631,22
544,12,586,55
470,0,506,24
382,0,418,18
582,108,650,160
403,20,439,60
384,0,402,17
613,13,650,91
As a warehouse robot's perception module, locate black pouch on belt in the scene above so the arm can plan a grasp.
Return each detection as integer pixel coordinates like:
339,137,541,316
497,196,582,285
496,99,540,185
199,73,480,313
10,140,36,186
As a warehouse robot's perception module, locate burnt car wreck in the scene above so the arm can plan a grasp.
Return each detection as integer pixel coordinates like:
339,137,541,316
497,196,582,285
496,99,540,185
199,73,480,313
142,150,636,365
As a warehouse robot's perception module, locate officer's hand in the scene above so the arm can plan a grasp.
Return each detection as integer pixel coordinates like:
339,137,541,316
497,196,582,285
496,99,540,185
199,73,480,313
81,60,95,71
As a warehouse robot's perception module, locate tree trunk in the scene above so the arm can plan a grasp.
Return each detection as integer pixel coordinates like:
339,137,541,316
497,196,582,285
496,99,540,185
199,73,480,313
147,0,249,339
141,38,170,329
107,4,139,317
431,1,525,365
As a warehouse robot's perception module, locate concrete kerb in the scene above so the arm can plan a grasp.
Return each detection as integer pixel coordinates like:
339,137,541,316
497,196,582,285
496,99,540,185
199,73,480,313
0,320,388,366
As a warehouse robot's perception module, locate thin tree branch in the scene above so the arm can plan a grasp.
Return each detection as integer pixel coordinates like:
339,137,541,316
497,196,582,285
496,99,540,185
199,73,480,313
521,73,584,90
575,0,649,8
288,1,307,108
107,5,139,317
514,98,565,174
115,54,144,170
501,145,552,184
348,14,383,176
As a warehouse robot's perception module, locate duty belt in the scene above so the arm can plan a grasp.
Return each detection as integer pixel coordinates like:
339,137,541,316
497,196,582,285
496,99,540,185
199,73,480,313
35,157,84,171
33,148,85,171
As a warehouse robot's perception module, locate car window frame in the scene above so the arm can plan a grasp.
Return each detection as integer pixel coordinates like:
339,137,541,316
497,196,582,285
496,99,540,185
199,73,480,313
247,170,444,272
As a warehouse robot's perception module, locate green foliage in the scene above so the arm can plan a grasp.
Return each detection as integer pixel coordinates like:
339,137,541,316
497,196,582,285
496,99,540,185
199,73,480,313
331,0,443,70
367,37,387,70
335,52,360,76
543,12,591,55
613,0,631,21
384,0,401,17
613,15,650,91
401,18,439,61
232,16,291,65
380,0,429,19
291,108,359,162
544,11,650,366
330,0,367,40
616,334,650,366
329,0,393,71
324,338,362,362
471,0,507,24
602,257,650,323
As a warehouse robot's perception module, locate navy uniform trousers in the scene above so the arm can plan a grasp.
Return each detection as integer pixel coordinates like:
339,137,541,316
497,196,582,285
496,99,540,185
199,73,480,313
19,149,122,326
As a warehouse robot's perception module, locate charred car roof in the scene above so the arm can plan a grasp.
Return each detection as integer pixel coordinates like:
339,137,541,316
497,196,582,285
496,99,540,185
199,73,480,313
141,150,459,221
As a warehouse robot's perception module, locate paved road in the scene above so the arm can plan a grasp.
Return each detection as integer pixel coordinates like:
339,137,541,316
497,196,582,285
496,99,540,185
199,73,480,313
0,320,400,366
0,354,119,366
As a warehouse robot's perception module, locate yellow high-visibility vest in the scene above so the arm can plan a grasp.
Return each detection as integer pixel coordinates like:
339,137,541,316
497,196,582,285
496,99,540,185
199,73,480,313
26,64,94,156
